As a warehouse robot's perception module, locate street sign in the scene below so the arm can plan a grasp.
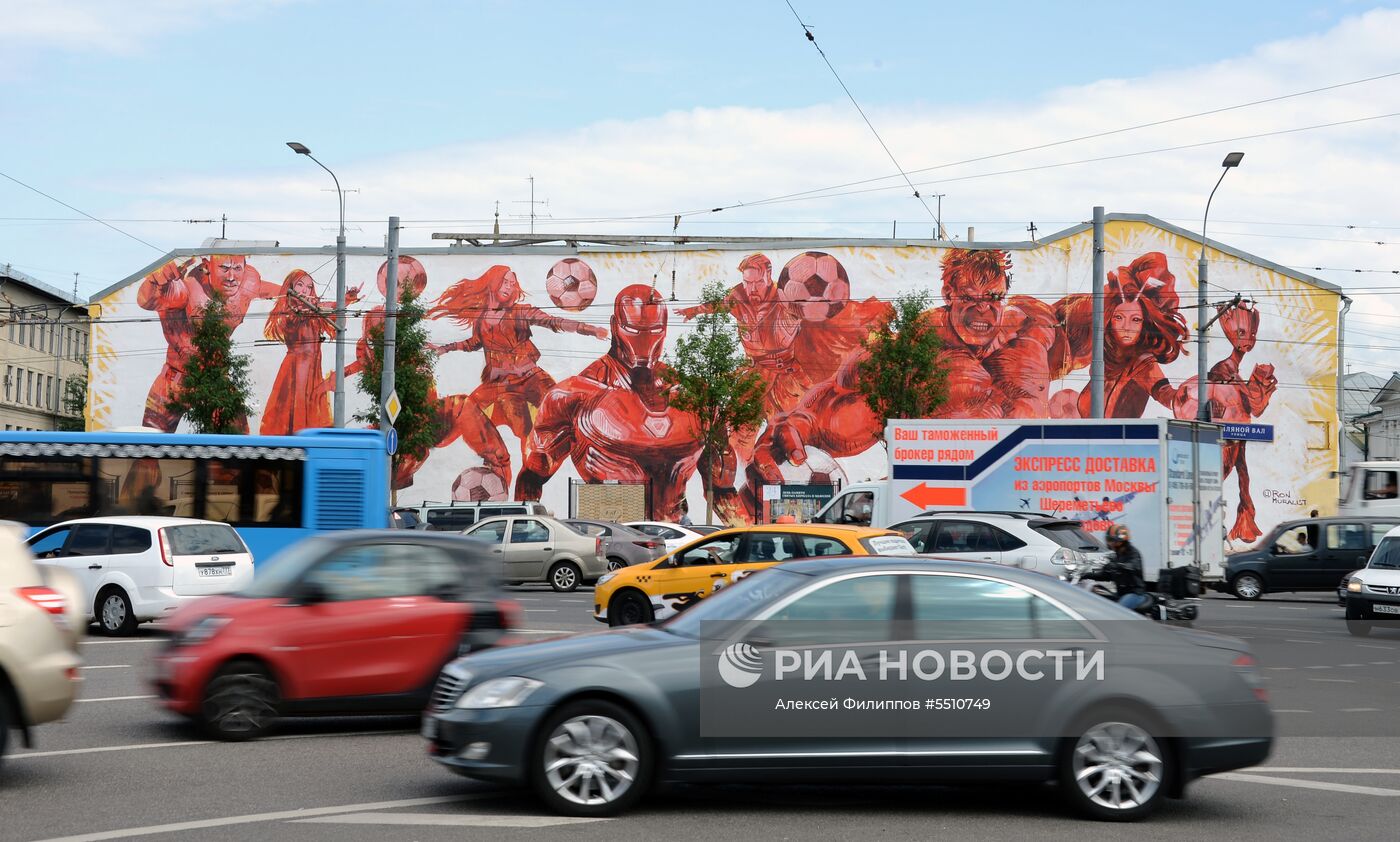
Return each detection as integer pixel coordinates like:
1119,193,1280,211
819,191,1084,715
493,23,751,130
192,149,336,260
386,428,398,455
1221,423,1273,442
384,390,401,426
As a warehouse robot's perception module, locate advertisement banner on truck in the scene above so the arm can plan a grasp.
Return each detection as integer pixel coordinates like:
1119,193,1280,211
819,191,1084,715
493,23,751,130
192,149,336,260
1167,435,1196,567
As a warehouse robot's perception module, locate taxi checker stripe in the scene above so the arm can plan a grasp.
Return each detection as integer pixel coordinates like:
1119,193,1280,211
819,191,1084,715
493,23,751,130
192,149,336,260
890,422,1158,483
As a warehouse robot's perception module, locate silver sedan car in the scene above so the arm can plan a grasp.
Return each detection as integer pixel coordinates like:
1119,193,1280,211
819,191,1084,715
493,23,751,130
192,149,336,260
563,519,667,571
462,515,608,592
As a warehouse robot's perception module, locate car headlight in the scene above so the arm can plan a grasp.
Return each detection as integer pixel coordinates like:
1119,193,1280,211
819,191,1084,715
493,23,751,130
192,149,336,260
454,676,544,709
596,571,617,587
182,616,231,646
1348,580,1363,593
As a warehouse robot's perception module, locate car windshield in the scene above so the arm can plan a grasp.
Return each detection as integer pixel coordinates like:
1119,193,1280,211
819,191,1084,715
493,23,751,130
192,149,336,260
238,538,333,599
1034,522,1102,552
1370,536,1400,569
663,568,809,637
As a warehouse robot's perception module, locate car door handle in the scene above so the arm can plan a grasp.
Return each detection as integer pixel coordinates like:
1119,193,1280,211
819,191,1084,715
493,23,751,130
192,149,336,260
491,548,503,554
710,572,727,579
88,564,102,570
543,547,552,551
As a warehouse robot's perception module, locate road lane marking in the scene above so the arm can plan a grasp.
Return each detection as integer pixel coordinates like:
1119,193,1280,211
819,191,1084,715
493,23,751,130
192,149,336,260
1340,663,1365,667
1359,644,1397,650
1285,639,1322,645
1305,665,1332,670
523,609,558,613
1273,710,1312,713
76,695,157,703
293,812,608,828
78,665,131,670
29,795,491,842
1342,708,1383,712
1280,607,1308,611
1372,661,1395,665
1216,773,1400,797
1258,768,1400,774
79,639,162,646
1266,667,1295,671
1308,678,1356,683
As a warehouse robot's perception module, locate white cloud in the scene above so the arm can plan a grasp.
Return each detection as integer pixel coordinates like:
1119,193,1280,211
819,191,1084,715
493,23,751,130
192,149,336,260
108,8,1400,367
0,0,293,53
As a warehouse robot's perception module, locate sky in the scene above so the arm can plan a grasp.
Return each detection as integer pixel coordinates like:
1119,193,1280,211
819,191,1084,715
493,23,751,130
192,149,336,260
2,0,1399,368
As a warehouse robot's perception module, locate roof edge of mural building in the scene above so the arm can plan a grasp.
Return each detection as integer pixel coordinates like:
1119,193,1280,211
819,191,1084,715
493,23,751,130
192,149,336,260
1,261,86,306
90,212,1339,302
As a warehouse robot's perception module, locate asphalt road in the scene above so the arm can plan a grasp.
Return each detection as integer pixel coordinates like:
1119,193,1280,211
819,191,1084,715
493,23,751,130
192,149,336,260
4,587,1400,842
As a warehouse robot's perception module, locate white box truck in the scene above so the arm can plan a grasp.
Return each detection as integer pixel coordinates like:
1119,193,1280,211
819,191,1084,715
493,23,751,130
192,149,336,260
808,418,1227,586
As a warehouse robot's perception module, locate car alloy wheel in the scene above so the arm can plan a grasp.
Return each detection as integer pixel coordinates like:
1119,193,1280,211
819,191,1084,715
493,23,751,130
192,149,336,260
97,588,137,636
550,562,581,593
607,557,626,572
609,591,653,627
1231,573,1263,601
1061,717,1167,820
533,700,653,816
201,662,279,741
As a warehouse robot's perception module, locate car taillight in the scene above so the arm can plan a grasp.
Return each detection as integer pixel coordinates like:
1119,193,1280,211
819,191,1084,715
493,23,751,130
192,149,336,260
595,537,604,557
17,586,66,617
496,598,523,630
158,528,174,566
634,540,662,550
1232,654,1268,702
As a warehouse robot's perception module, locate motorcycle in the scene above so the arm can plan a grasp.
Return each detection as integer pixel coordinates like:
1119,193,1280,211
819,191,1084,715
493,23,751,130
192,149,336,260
1062,559,1200,626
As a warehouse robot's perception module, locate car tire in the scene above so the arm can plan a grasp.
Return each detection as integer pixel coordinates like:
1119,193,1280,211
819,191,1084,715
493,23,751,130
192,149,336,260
1058,708,1171,822
0,692,10,764
1230,572,1264,601
200,660,279,741
606,557,627,572
95,586,138,636
549,561,582,593
1345,603,1373,637
531,699,653,817
609,591,654,627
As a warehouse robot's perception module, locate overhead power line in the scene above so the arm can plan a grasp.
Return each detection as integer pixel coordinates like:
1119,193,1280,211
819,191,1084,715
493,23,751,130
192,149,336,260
0,169,165,253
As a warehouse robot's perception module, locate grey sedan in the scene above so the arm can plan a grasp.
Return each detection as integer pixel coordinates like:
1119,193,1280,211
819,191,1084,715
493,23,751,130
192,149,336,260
423,558,1272,821
563,519,667,571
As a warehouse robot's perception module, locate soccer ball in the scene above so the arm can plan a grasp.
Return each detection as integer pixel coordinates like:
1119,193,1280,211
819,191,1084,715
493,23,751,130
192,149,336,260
778,251,850,322
774,446,847,485
451,467,508,502
545,258,598,311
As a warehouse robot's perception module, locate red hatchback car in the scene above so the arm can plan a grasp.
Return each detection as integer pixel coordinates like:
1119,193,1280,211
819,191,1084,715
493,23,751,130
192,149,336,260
152,531,519,740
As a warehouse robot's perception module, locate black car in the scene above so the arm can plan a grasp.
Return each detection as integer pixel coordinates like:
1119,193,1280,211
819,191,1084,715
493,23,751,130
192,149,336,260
1219,516,1400,600
423,558,1271,821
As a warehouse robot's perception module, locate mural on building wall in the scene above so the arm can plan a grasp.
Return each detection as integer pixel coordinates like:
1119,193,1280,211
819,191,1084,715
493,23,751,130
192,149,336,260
89,219,1340,550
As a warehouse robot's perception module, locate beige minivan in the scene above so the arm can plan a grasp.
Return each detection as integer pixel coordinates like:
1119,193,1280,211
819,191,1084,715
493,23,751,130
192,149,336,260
462,515,607,591
0,521,83,763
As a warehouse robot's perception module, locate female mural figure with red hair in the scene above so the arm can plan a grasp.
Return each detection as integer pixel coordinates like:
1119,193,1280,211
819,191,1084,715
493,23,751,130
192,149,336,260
260,269,356,435
429,265,607,454
1054,252,1191,419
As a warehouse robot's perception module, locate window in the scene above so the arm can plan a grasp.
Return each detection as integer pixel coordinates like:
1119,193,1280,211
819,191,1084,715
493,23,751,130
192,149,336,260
510,519,550,544
467,520,507,544
797,533,852,558
756,574,898,646
4,365,11,402
568,522,607,537
928,521,1000,553
67,524,112,556
1273,527,1315,555
742,532,799,562
18,320,26,346
816,491,874,525
670,535,740,567
302,544,418,601
1032,521,1102,552
910,575,1092,641
111,525,153,554
892,520,933,553
993,526,1027,551
1371,523,1398,547
407,545,467,597
1326,523,1368,552
201,459,302,526
26,370,33,404
98,457,197,517
28,527,73,558
481,506,526,519
165,524,245,555
1364,470,1398,501
426,508,477,531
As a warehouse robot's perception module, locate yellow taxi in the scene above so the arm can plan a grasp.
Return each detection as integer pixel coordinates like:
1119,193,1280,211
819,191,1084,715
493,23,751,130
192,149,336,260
592,524,915,626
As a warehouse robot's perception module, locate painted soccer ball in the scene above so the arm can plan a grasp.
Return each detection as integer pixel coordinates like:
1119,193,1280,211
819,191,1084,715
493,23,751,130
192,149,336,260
451,467,508,502
545,258,598,312
774,446,847,485
778,251,850,322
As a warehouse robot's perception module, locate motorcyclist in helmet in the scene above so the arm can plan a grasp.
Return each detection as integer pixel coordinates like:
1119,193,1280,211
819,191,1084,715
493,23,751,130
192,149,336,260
1091,524,1150,613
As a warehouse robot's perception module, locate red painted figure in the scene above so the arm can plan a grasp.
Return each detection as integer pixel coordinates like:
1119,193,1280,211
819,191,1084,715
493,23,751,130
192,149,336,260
929,248,1067,418
1054,252,1192,419
260,270,335,435
428,265,607,455
347,257,511,492
515,284,736,522
137,254,281,432
1174,301,1277,543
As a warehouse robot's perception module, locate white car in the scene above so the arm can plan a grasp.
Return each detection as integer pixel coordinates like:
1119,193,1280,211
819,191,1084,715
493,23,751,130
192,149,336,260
888,511,1109,578
624,521,708,552
25,517,254,635
1344,524,1400,636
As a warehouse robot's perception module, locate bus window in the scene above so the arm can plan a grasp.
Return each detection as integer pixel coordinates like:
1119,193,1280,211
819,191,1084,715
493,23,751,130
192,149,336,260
0,457,94,523
99,458,196,517
203,459,303,526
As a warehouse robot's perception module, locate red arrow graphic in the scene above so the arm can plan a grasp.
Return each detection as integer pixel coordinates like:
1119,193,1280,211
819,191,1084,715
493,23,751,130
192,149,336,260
899,483,968,509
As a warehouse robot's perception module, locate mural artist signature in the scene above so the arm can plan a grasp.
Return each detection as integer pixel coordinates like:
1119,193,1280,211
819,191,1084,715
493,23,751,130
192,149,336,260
1261,489,1307,507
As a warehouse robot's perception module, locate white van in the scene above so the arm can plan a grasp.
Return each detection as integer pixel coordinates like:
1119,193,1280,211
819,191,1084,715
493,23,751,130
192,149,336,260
1340,461,1400,518
25,517,254,635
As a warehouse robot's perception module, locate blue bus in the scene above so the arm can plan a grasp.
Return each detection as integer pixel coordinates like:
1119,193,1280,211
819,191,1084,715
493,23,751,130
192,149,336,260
0,428,388,562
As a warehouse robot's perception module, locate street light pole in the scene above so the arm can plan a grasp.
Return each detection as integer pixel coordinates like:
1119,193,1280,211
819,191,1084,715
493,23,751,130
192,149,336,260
287,141,348,428
1196,151,1244,423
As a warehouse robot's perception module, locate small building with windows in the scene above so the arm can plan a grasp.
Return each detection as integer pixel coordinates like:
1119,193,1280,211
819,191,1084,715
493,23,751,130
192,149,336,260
0,264,89,432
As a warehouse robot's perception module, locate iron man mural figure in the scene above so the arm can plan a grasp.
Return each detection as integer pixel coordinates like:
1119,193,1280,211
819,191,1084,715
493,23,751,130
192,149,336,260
1174,300,1277,543
428,265,607,460
928,248,1067,418
346,257,510,493
136,254,280,432
515,284,737,522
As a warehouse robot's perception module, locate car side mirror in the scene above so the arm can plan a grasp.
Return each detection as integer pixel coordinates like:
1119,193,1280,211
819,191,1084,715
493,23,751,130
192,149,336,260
294,581,328,606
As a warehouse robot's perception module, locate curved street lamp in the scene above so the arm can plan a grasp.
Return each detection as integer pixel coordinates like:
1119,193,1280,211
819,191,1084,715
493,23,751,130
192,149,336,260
287,141,348,428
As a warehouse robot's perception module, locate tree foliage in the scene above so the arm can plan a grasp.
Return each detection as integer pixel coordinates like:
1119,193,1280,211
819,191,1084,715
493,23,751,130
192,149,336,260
662,280,767,523
58,376,86,432
353,286,438,485
165,291,253,434
857,290,948,426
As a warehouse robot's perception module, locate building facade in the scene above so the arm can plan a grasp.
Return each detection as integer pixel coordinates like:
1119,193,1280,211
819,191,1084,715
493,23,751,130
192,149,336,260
1,265,89,432
87,214,1343,551
1361,374,1400,461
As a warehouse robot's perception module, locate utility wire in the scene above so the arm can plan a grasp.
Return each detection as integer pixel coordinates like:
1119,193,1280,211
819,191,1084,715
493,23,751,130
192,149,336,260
0,169,165,253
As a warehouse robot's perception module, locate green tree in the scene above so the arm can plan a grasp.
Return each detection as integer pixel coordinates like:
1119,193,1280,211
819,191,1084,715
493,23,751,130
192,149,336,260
58,376,86,432
857,290,948,426
165,291,253,434
663,280,767,524
353,286,438,496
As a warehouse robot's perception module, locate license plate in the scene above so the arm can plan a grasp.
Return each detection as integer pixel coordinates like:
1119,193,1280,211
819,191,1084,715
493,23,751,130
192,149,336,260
421,716,439,740
1374,604,1400,615
198,566,231,578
